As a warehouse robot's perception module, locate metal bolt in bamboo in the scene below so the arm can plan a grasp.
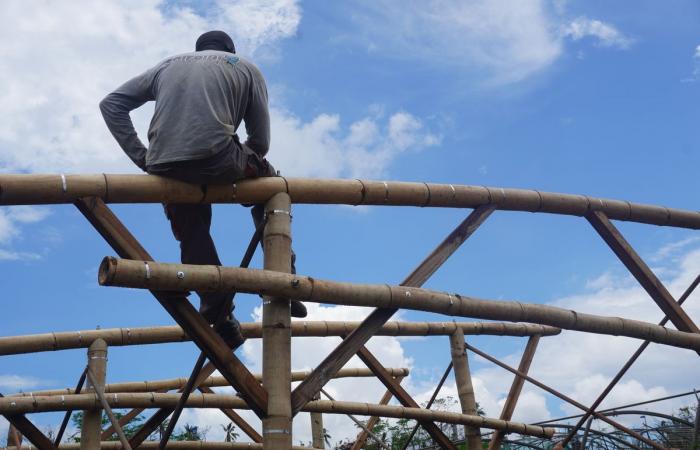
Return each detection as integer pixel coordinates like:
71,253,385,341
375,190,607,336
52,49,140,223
99,259,700,352
81,339,107,450
262,192,293,450
0,393,555,438
449,329,481,450
0,322,560,356
2,174,699,229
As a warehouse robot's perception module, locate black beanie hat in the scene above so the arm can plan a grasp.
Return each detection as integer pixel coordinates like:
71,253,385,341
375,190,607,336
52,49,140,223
195,31,236,53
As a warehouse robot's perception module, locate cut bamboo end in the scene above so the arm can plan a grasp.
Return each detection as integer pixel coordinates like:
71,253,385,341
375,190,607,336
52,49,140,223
98,256,117,286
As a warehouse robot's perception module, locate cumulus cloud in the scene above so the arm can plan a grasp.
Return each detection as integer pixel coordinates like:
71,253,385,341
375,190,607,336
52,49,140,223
0,0,301,173
562,16,633,49
179,303,414,444
351,0,563,84
0,0,437,179
268,109,440,178
347,0,631,85
0,206,50,260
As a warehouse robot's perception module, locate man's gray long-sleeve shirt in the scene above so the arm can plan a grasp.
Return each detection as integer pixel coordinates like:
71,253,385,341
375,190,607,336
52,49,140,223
100,50,270,170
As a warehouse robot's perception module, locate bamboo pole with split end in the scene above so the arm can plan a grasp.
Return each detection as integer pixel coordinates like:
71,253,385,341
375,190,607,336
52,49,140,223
1,174,699,229
99,259,700,352
262,192,293,450
0,393,556,439
0,322,560,356
81,339,107,450
14,368,411,398
449,328,481,450
8,443,320,450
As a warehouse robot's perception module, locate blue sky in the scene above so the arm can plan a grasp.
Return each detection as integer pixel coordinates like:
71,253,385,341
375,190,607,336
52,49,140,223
0,0,699,445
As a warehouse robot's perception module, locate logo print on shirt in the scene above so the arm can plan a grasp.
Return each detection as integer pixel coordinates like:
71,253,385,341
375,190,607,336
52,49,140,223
226,56,240,66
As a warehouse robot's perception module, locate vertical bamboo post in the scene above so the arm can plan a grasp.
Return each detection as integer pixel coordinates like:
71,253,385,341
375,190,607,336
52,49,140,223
262,193,293,450
6,424,22,448
449,329,481,450
81,339,107,450
488,335,540,450
310,394,325,449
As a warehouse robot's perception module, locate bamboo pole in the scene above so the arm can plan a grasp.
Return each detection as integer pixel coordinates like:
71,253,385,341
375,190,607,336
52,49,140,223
0,393,555,438
14,368,410,398
99,259,700,352
488,335,540,450
0,322,559,356
81,339,107,450
349,376,404,450
320,389,391,450
309,393,325,450
449,329,481,450
85,368,131,450
8,443,319,450
1,174,698,229
262,192,293,450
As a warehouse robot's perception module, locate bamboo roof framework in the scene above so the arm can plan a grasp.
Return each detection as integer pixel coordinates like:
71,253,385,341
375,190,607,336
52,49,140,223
0,173,698,450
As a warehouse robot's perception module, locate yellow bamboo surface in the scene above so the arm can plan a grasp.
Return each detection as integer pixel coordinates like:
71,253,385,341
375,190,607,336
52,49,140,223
100,258,700,352
11,368,410,398
0,321,559,356
0,174,698,229
0,393,554,438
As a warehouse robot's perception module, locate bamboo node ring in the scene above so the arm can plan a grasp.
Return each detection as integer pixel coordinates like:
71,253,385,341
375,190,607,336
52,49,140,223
449,184,456,203
144,262,151,280
382,181,389,202
60,173,67,193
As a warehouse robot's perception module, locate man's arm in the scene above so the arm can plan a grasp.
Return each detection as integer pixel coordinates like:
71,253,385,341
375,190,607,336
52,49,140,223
99,66,159,170
243,65,270,157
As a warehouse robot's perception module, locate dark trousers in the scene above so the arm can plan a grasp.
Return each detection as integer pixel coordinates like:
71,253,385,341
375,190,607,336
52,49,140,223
148,138,273,324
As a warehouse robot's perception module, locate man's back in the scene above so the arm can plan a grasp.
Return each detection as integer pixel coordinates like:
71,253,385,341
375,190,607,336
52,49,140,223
100,50,269,169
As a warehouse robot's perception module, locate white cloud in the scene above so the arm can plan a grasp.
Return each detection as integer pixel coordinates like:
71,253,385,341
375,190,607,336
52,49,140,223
0,0,436,180
0,374,44,391
348,1,631,85
268,109,440,178
684,44,700,82
0,0,301,174
0,206,50,260
352,0,563,84
562,16,633,49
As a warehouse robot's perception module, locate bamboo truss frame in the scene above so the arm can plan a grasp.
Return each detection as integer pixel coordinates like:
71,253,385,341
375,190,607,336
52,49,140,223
1,173,698,450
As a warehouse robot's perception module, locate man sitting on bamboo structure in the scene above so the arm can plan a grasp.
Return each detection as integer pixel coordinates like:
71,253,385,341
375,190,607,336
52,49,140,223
99,30,307,349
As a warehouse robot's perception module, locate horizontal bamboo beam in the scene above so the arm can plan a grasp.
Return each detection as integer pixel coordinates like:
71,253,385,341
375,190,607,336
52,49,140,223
8,443,318,450
1,174,698,229
13,368,410,397
0,393,554,438
0,321,559,356
100,258,700,352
